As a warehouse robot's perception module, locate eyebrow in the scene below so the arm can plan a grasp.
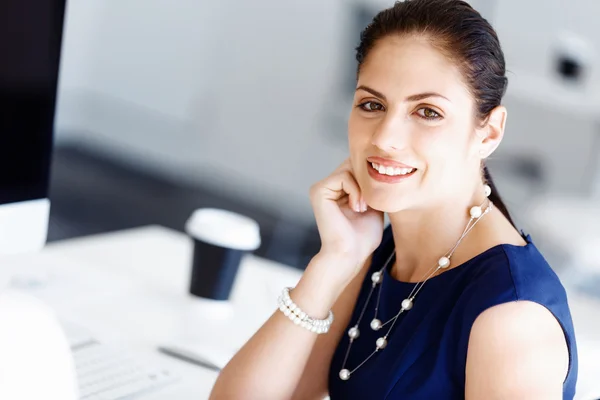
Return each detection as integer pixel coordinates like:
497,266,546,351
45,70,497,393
355,85,450,102
406,92,450,102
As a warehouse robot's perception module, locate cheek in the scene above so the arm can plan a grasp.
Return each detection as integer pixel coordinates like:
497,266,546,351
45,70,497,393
347,114,363,174
410,126,445,160
347,112,372,150
417,126,471,175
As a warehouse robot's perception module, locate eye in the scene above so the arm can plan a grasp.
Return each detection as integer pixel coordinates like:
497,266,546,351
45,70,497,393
416,107,442,120
358,101,385,112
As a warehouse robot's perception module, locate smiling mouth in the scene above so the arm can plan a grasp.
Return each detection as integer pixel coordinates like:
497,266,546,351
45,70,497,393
369,162,417,177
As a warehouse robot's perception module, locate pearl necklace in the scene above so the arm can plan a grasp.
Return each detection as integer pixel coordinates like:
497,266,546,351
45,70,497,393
338,187,493,381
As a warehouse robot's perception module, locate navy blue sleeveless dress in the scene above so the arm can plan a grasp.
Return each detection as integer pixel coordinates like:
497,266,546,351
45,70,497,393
328,226,578,399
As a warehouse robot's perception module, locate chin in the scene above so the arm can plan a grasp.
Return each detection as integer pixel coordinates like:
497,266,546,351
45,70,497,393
357,174,414,213
363,191,410,214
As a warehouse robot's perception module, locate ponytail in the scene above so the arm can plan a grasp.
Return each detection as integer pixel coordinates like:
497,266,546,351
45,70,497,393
483,166,516,228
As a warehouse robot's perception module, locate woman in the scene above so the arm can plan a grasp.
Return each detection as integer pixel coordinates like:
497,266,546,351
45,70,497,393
210,0,578,398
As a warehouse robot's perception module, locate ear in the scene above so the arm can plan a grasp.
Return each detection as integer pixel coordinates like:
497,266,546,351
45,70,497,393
476,106,507,158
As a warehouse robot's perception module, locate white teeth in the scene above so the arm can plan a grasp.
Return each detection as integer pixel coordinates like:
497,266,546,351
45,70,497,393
371,162,414,176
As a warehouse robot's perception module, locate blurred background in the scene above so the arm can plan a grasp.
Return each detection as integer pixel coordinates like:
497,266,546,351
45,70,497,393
49,0,600,277
0,0,594,398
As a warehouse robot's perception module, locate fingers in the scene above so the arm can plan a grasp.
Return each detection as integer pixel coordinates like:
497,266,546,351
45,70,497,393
311,169,366,213
339,171,365,212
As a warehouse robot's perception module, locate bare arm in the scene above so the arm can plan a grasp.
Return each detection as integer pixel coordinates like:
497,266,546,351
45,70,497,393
209,253,372,400
291,254,373,400
465,301,569,400
210,158,384,399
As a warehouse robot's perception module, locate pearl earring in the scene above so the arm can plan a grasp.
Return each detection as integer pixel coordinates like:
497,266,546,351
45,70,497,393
469,184,492,219
484,184,492,197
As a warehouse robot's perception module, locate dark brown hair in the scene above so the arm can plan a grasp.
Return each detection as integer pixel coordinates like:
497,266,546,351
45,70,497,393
356,0,515,227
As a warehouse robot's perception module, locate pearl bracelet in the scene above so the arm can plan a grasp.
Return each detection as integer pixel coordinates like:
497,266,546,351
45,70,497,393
277,287,334,334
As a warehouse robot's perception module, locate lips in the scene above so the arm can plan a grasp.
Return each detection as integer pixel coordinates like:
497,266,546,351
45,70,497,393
366,157,417,183
366,156,416,169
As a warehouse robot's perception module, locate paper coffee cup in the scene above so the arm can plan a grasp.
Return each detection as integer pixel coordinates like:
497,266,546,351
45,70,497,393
185,208,261,301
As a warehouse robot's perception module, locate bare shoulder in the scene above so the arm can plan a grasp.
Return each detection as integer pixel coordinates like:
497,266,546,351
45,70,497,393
465,301,569,400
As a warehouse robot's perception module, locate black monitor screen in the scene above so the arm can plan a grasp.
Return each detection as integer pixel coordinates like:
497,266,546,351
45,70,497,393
0,0,65,205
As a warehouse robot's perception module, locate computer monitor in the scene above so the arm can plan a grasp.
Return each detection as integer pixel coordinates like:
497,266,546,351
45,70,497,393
0,0,66,254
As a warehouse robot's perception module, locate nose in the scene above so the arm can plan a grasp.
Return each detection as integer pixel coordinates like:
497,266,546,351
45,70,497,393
370,114,408,152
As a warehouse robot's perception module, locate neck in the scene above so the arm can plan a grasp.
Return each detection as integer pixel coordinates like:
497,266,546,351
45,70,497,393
388,182,488,282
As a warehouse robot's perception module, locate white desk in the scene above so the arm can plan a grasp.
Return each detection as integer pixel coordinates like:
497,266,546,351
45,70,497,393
0,225,303,400
2,225,600,399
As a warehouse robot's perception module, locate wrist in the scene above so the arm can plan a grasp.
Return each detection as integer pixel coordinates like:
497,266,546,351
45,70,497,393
314,248,361,264
310,250,365,285
292,253,360,316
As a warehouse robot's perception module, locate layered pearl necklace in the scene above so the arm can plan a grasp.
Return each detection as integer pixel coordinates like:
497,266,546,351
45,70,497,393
338,186,493,381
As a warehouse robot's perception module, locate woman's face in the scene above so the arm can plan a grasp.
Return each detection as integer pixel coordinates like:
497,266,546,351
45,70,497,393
349,35,483,213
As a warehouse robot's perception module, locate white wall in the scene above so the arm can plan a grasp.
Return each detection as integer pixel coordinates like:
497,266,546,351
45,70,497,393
493,0,600,93
55,0,600,223
491,0,600,196
56,0,387,222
